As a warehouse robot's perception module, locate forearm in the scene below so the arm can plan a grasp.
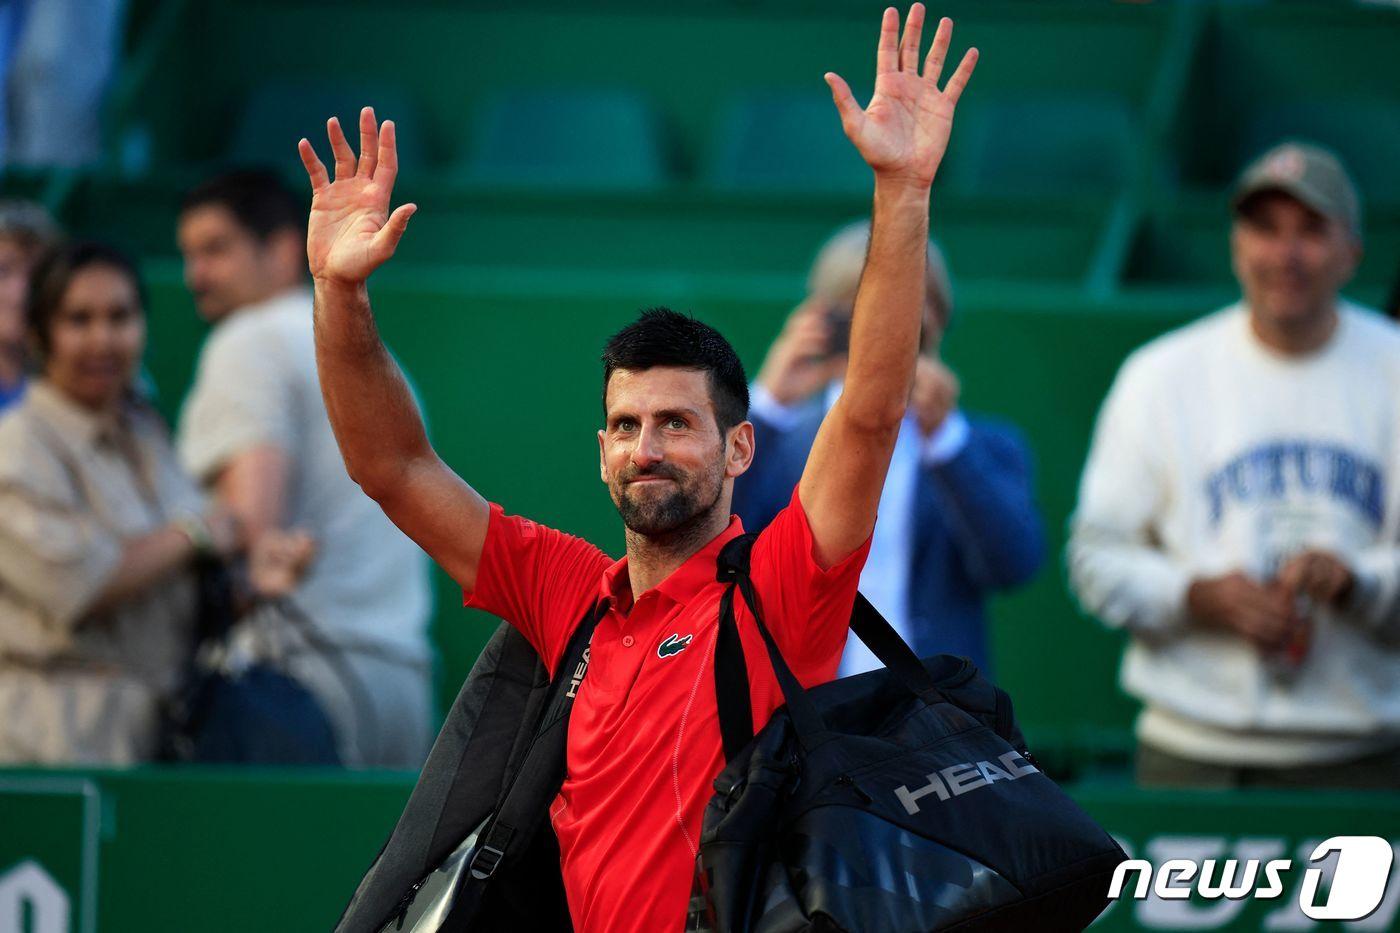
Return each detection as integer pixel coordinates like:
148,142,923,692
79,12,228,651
313,278,432,497
216,444,290,542
1068,525,1192,638
89,526,197,614
840,180,929,429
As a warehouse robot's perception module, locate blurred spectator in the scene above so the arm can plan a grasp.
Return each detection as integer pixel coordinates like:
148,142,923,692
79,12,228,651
1070,142,1400,789
734,220,1044,675
175,169,433,768
1,0,124,167
0,242,240,764
0,200,60,410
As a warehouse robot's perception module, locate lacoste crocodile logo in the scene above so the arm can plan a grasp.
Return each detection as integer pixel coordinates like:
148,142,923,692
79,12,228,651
657,633,694,659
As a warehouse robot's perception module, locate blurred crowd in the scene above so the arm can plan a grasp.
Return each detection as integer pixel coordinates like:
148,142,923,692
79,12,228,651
0,171,432,769
0,138,1397,790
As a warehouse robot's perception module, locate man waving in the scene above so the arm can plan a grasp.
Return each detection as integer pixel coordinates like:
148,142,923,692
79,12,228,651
301,7,976,929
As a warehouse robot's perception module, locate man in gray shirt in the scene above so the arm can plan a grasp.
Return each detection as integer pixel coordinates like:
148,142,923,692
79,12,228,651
177,170,432,767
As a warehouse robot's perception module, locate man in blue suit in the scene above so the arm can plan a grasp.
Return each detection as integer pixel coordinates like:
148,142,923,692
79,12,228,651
734,220,1044,675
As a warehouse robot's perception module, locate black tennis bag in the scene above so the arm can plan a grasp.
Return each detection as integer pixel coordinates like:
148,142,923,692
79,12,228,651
687,535,1124,932
337,534,1122,933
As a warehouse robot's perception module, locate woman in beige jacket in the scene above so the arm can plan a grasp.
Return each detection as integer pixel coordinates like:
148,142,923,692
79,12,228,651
0,242,245,763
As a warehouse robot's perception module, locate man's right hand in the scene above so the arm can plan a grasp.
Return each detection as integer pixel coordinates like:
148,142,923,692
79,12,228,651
756,300,845,407
298,106,416,284
1187,571,1302,652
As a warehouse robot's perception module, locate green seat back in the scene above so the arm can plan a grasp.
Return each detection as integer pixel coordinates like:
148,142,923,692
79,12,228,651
231,81,429,173
942,95,1136,196
464,88,669,191
705,91,869,195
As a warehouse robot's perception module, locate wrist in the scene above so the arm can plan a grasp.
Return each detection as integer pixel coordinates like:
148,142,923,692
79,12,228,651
313,275,370,300
921,410,970,465
754,377,798,408
749,380,805,430
1185,577,1214,621
872,175,933,205
172,511,214,557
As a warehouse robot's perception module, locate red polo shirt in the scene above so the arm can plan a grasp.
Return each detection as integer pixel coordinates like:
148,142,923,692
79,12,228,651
463,486,870,932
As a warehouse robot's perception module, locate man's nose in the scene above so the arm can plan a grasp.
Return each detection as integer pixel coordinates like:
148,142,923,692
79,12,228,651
186,257,212,288
1269,231,1306,267
631,424,664,469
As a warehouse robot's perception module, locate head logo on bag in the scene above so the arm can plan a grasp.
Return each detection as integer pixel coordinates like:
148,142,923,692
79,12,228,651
657,634,693,659
894,750,1040,815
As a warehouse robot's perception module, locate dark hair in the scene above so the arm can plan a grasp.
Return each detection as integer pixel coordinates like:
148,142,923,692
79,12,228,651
601,307,749,432
180,168,306,241
27,241,146,357
0,200,61,257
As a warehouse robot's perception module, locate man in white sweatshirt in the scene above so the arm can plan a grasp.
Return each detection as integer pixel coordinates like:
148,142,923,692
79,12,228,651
1070,141,1400,788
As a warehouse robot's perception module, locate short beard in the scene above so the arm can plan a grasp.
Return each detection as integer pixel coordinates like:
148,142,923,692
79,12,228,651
613,463,725,547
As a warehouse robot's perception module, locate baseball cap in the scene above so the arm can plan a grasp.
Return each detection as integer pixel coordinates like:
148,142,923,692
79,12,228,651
1230,141,1362,240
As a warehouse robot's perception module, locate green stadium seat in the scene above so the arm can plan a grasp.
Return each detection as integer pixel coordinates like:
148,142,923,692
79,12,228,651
704,91,870,194
1237,99,1400,206
940,95,1137,196
231,81,430,173
1123,194,1400,298
463,88,669,191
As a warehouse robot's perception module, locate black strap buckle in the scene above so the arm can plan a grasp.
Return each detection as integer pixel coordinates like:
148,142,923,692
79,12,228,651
469,844,505,881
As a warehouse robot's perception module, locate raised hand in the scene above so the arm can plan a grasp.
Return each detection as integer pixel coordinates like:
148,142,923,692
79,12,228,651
909,356,960,437
826,5,977,189
298,107,416,284
756,299,847,407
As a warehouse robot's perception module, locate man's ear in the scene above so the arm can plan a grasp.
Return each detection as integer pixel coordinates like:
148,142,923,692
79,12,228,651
726,422,755,479
270,227,308,284
1228,223,1245,283
1340,237,1364,286
598,429,608,484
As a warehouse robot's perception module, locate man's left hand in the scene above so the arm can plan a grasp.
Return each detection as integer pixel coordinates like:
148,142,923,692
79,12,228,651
825,6,978,190
909,356,959,437
1278,549,1355,608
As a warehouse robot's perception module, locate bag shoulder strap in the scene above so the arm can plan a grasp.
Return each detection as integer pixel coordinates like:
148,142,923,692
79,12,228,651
713,536,756,760
467,599,606,882
715,534,828,749
714,583,753,761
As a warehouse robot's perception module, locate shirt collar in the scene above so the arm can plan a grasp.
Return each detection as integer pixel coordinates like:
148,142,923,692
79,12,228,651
232,284,312,320
27,379,128,448
598,515,747,615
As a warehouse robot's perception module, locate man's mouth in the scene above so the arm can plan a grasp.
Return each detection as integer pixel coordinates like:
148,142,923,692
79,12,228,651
78,359,126,378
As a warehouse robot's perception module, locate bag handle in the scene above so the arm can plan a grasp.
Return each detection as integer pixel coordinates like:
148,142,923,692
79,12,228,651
714,534,950,752
847,593,949,704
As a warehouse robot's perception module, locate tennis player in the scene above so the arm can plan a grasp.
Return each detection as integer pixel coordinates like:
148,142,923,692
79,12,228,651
300,7,975,928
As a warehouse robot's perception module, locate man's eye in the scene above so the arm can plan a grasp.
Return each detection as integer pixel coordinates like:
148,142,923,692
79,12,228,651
668,418,686,430
616,420,636,432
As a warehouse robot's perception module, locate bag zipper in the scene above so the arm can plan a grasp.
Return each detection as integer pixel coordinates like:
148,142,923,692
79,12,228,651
833,774,872,804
